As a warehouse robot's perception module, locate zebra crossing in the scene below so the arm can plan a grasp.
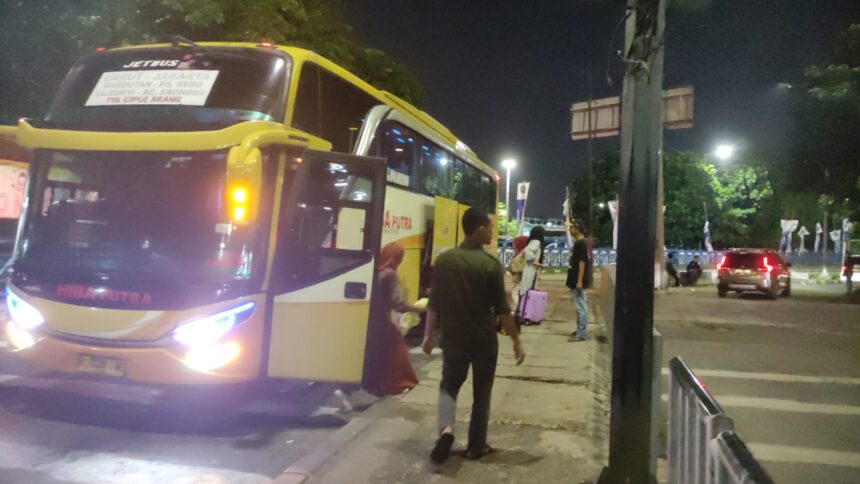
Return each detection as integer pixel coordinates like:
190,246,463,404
656,288,860,483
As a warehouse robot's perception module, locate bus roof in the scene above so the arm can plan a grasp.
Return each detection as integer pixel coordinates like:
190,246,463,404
103,42,495,178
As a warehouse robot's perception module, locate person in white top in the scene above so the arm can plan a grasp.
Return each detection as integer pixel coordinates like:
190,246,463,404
517,226,545,300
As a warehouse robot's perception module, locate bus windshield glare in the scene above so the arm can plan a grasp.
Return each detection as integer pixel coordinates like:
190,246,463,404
14,149,275,310
41,46,290,132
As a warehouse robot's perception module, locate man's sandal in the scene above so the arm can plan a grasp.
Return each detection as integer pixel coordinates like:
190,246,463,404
464,444,494,460
430,433,455,464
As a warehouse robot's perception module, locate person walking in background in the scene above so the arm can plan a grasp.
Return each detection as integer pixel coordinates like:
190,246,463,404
666,252,680,287
422,208,525,464
686,255,703,286
364,243,423,396
517,226,545,301
566,220,590,342
507,235,529,306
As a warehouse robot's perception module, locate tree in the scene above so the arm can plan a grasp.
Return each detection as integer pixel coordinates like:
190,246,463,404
497,202,518,238
788,24,860,217
0,0,424,123
708,163,774,248
662,151,715,248
571,150,619,247
571,149,775,249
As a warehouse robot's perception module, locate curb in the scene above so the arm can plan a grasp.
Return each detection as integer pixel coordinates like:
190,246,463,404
274,416,376,483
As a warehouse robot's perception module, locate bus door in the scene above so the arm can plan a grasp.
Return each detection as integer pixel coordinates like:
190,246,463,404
267,150,386,383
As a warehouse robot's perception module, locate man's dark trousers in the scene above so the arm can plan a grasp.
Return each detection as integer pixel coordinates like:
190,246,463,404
437,339,498,452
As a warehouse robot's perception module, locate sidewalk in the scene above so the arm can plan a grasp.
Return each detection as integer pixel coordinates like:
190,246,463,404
282,277,606,483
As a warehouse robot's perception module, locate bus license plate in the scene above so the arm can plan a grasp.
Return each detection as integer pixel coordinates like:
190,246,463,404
77,355,125,377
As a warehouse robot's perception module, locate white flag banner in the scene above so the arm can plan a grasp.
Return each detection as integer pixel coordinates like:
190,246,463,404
608,199,619,250
779,219,799,253
814,222,823,253
562,192,573,248
703,220,714,252
797,226,810,253
843,218,852,252
830,229,842,253
516,182,530,235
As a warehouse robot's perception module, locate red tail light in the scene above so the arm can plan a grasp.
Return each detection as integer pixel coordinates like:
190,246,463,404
760,257,774,273
716,256,727,271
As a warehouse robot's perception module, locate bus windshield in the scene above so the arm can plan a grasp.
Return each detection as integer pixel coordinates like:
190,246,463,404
14,149,275,310
41,46,290,132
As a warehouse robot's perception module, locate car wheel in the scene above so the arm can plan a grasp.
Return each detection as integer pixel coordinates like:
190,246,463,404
768,287,779,300
718,286,727,298
783,281,791,297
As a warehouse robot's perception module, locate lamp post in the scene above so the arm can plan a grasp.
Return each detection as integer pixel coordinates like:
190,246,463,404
713,144,735,162
502,158,517,223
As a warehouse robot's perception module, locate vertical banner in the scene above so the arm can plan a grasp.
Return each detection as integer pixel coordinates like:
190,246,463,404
830,229,842,253
797,226,809,253
562,190,573,248
703,220,714,252
608,199,619,250
815,222,823,253
843,218,852,255
779,219,798,253
516,182,530,235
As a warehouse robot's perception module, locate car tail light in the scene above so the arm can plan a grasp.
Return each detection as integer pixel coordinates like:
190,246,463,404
716,256,727,271
759,257,774,273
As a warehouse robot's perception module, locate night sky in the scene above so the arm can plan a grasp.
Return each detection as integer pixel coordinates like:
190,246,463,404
345,0,860,217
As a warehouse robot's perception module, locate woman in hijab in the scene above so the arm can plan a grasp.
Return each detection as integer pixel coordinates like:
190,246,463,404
365,242,422,396
517,226,545,300
508,235,530,304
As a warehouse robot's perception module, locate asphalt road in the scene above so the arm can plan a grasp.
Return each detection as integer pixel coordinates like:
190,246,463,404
0,346,363,483
656,283,860,483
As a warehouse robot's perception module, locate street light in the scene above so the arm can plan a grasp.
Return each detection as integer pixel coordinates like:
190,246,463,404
714,144,735,162
502,158,517,223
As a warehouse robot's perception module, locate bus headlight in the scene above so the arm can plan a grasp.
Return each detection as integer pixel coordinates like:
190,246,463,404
172,302,254,346
6,290,45,330
5,319,36,350
184,341,242,372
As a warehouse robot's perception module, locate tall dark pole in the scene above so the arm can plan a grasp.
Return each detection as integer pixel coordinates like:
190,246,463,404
587,64,595,234
603,0,665,482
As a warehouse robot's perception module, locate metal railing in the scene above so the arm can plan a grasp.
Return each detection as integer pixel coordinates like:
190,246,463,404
667,357,773,484
709,431,774,484
497,247,724,268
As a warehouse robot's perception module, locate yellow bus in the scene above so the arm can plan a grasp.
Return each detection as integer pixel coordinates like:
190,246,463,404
3,41,498,386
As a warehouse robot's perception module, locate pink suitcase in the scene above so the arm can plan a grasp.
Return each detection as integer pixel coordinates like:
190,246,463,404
518,289,547,325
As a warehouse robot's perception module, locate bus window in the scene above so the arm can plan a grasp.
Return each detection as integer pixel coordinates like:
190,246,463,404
456,158,483,209
380,123,416,189
292,63,378,153
481,174,496,213
276,162,375,291
292,63,322,137
418,141,453,198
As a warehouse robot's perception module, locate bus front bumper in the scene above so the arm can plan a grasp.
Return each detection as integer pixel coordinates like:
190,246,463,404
3,320,260,385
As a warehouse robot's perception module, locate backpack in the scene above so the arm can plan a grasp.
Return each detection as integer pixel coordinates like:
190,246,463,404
508,250,525,274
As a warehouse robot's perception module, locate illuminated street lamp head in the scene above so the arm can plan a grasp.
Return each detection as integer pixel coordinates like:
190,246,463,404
714,144,735,161
502,158,517,170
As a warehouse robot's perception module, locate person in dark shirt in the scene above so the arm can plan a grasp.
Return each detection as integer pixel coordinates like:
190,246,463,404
686,255,703,286
423,207,525,463
566,220,590,341
666,252,680,287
